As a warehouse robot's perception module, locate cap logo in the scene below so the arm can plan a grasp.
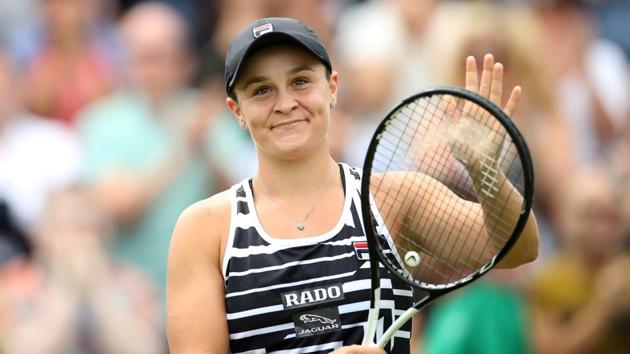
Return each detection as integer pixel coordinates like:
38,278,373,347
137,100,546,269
252,23,274,38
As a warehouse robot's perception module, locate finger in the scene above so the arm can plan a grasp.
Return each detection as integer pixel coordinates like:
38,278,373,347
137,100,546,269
503,85,522,118
444,95,459,122
478,53,494,98
489,62,503,107
465,56,478,93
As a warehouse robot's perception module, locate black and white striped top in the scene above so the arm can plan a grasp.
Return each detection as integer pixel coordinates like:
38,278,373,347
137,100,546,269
222,163,413,354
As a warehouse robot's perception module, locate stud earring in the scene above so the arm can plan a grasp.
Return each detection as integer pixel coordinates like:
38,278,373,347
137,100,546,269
239,120,247,129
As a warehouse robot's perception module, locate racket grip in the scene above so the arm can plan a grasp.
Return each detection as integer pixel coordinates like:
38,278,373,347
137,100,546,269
376,307,419,349
361,289,381,345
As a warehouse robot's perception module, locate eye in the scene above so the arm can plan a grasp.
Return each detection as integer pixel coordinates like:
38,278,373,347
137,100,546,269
253,86,271,96
292,78,309,87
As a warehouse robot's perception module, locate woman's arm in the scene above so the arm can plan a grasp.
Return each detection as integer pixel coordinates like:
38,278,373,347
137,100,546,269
166,192,231,354
375,54,538,269
453,54,539,268
376,171,537,270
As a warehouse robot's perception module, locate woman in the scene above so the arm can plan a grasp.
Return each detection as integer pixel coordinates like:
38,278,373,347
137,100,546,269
166,17,538,354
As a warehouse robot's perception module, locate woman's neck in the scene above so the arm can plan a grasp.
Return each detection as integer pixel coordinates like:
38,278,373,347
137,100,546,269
255,147,339,199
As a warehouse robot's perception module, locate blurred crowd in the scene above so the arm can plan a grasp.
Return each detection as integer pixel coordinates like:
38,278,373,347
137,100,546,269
0,0,628,353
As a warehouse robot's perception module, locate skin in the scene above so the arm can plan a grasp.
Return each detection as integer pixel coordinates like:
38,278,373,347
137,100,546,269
406,54,538,269
166,45,538,353
227,45,345,238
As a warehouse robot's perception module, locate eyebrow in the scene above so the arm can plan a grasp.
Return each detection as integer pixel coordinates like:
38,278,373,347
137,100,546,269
240,64,316,91
287,64,315,75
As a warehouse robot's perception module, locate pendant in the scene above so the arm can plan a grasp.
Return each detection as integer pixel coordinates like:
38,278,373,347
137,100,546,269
297,224,305,231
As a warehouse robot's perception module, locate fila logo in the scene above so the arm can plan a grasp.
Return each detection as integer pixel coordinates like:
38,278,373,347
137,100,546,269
353,241,370,261
281,283,344,309
252,23,273,38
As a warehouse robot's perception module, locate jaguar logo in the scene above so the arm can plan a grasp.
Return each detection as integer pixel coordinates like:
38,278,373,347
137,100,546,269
293,307,341,338
299,314,337,325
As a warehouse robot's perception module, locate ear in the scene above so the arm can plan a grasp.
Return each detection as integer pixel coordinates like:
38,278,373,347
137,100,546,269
329,71,340,108
226,96,246,128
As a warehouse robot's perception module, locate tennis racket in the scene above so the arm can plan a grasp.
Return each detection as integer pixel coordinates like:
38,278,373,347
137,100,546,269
360,86,534,348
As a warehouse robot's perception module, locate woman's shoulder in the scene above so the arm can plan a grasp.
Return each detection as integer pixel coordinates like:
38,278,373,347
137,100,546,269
177,189,233,231
170,189,234,262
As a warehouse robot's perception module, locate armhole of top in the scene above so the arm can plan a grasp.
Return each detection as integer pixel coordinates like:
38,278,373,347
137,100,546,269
339,163,346,197
221,184,240,284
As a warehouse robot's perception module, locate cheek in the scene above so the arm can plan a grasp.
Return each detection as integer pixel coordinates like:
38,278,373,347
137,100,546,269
240,104,272,145
304,89,332,119
240,102,268,125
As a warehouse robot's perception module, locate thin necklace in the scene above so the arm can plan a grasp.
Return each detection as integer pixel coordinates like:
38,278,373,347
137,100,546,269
256,176,333,231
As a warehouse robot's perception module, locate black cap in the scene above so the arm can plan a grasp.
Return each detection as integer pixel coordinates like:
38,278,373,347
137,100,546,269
224,17,332,96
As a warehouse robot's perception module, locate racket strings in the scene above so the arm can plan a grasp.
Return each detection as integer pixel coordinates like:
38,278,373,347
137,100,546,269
376,97,477,282
370,94,525,287
456,103,522,252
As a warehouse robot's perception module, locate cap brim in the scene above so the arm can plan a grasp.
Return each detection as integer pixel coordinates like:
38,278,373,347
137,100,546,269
227,32,328,94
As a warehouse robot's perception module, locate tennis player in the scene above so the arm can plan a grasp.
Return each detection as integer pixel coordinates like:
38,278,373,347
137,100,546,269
166,17,539,354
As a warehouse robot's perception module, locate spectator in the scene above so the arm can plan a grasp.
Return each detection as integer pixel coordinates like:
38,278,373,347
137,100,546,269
0,185,163,353
530,163,630,354
533,0,630,164
24,0,119,125
0,47,81,263
194,25,258,184
333,0,443,166
78,1,222,302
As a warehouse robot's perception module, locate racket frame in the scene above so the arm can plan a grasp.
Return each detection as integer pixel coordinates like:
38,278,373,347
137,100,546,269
360,87,534,347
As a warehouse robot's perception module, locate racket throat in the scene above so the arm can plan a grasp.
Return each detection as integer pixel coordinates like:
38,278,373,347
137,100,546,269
376,307,420,348
361,288,382,346
374,292,431,349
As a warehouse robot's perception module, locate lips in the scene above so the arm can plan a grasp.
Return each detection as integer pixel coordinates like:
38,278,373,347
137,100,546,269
271,119,307,129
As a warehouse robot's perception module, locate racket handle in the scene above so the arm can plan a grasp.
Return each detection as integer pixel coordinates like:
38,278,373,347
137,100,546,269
361,289,381,345
376,307,419,349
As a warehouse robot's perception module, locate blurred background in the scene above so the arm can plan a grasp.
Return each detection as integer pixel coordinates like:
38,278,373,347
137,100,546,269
0,0,628,353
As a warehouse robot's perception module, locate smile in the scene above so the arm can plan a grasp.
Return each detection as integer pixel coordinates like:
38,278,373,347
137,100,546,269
271,119,307,129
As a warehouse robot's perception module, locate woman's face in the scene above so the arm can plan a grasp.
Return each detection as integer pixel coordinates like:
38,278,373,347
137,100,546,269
227,44,338,161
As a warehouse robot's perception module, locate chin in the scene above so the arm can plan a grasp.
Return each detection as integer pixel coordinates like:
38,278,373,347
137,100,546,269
274,146,311,161
274,134,310,150
272,139,322,161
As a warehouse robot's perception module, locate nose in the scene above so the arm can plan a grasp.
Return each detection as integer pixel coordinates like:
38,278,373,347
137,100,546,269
273,88,298,115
